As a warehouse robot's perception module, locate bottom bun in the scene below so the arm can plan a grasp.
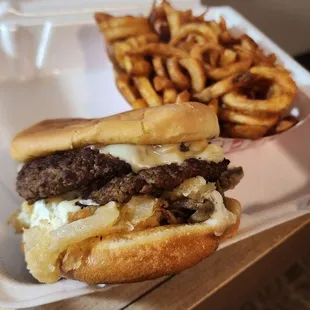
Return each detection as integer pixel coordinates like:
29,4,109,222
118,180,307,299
60,197,241,284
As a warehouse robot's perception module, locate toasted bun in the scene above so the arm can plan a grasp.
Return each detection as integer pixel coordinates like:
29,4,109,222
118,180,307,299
60,198,240,284
11,102,219,162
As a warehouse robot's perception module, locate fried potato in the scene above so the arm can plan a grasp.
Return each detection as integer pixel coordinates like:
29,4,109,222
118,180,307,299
207,58,252,80
209,50,221,68
153,76,174,91
132,98,148,109
96,1,298,139
222,123,269,139
208,20,222,37
94,12,112,25
176,41,197,52
190,42,223,62
176,90,191,103
219,17,227,31
116,74,143,108
99,16,149,30
163,88,178,104
219,108,279,126
163,1,182,37
223,67,297,115
240,35,258,52
133,76,163,107
113,41,132,69
179,58,206,92
219,31,240,47
126,33,159,48
207,50,252,80
194,72,255,103
254,51,277,67
273,116,298,134
113,40,152,75
208,98,219,115
126,33,160,47
127,43,189,58
152,57,167,77
103,24,154,42
170,23,218,45
166,58,191,90
185,34,207,44
112,33,159,74
220,49,237,66
123,56,151,76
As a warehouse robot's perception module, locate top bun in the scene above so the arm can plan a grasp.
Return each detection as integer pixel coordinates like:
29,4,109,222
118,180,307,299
11,102,219,162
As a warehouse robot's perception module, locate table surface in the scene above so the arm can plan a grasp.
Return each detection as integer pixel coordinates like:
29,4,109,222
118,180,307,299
38,214,310,310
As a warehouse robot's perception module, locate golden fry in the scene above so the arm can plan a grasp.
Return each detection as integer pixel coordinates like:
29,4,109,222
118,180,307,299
219,31,240,47
126,33,159,48
116,74,140,107
152,57,167,77
209,50,221,68
194,72,254,103
222,123,269,139
163,1,182,37
274,116,298,134
102,24,154,42
113,41,132,69
185,34,206,44
179,58,206,92
219,17,227,31
163,88,178,104
123,56,151,76
208,98,219,115
177,41,196,52
220,49,237,66
190,42,223,61
133,76,163,107
153,76,174,91
132,98,148,109
113,33,159,72
223,67,297,115
166,58,191,90
176,90,191,103
208,20,222,37
207,57,252,80
219,108,279,126
94,12,112,25
240,35,258,52
127,43,189,58
99,16,149,30
170,23,218,45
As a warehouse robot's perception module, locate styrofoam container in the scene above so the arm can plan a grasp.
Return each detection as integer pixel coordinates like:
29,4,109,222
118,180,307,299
0,1,310,308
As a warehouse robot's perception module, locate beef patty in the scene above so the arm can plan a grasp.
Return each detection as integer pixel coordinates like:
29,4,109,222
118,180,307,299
89,158,230,205
17,148,131,203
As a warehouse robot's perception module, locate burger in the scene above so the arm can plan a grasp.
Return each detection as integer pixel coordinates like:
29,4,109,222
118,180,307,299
9,102,243,284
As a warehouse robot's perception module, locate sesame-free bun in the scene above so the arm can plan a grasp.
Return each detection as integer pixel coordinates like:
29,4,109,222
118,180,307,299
60,198,240,284
11,102,219,162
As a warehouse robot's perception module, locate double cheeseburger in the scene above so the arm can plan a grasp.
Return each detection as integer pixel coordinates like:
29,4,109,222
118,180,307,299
9,102,243,284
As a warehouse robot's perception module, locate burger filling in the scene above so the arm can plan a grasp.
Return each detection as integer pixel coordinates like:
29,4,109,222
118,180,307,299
10,140,243,283
14,140,242,230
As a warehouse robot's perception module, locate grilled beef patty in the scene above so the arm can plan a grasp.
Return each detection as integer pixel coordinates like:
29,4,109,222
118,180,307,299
17,148,131,203
90,158,229,205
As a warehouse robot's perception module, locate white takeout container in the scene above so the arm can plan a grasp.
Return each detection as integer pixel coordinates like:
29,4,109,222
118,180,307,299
0,1,310,308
